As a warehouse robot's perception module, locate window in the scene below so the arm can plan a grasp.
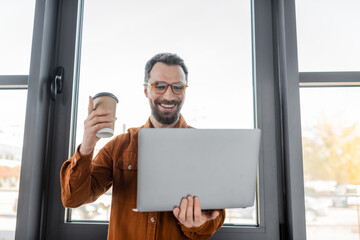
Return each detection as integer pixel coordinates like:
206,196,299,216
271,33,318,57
300,87,360,240
0,1,35,239
0,90,27,240
296,0,360,239
70,0,256,225
21,0,288,239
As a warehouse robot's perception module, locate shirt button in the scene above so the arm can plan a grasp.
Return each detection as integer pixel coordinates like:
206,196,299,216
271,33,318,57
128,165,132,170
150,217,155,223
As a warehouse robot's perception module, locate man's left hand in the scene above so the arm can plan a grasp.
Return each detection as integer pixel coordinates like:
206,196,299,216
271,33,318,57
173,195,220,228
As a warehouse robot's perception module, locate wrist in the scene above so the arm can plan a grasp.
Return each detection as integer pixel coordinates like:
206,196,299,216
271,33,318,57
79,144,93,156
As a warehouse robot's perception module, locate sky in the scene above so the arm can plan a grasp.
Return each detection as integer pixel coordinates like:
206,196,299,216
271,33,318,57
300,87,360,136
295,0,360,136
296,0,360,71
0,0,35,75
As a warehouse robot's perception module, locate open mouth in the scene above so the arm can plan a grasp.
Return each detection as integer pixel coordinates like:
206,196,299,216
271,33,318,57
159,103,176,109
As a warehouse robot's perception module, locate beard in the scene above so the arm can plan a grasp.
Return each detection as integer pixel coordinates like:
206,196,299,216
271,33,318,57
151,99,182,125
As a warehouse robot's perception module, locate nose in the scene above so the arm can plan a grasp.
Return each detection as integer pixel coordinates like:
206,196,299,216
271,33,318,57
162,85,176,100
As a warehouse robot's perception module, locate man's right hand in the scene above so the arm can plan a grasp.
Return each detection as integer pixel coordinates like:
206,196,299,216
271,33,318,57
79,96,116,155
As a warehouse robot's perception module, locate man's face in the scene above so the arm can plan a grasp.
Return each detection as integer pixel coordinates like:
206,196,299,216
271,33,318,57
144,62,186,125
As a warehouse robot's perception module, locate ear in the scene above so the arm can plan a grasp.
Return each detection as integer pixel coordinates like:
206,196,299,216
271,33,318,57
144,86,149,98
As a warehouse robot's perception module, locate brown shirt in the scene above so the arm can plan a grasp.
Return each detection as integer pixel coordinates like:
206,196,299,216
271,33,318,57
60,115,225,240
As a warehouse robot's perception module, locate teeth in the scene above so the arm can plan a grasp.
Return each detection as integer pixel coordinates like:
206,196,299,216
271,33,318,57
160,103,175,108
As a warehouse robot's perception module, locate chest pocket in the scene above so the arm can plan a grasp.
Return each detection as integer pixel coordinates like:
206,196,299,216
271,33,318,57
114,153,138,205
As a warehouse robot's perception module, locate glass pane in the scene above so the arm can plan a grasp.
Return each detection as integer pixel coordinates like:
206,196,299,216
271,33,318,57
0,90,27,240
0,0,36,75
71,0,255,225
300,87,360,240
296,0,360,71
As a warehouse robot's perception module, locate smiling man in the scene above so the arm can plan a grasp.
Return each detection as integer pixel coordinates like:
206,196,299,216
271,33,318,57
60,53,225,240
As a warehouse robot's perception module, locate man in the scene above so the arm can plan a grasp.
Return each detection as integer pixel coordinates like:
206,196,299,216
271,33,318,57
60,53,225,239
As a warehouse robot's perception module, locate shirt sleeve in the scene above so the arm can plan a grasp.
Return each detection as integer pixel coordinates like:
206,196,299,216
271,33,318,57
180,209,226,240
60,144,113,208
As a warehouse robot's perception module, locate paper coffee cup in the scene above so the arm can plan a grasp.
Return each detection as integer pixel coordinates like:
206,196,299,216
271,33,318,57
93,92,118,138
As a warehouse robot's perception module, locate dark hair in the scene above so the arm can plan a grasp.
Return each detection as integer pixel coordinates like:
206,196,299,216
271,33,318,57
144,53,188,83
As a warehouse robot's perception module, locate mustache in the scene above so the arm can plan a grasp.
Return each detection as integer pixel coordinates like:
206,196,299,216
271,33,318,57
154,99,181,106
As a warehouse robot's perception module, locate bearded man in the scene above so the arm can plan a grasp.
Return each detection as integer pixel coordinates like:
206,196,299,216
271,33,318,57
60,53,225,240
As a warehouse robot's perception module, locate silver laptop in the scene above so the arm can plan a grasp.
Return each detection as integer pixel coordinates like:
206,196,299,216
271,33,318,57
136,128,261,212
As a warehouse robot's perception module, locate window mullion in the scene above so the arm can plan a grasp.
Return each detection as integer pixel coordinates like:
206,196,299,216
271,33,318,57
0,75,28,89
299,72,360,86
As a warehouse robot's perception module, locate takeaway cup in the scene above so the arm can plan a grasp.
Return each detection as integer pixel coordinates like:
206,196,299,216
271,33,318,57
93,92,118,138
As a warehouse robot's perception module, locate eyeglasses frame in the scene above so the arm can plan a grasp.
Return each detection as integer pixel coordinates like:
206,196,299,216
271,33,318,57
144,81,188,95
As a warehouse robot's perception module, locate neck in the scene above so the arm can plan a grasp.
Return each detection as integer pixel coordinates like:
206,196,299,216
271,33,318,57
150,115,179,128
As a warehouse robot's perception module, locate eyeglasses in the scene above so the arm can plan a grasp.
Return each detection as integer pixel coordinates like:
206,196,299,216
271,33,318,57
144,81,188,95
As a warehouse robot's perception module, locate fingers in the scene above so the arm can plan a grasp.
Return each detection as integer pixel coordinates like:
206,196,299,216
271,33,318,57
87,115,114,127
173,197,194,228
80,97,117,155
178,197,188,223
173,207,180,219
173,196,220,229
193,196,202,223
90,122,113,134
186,195,194,223
85,106,114,132
84,114,114,134
87,96,112,122
87,108,112,123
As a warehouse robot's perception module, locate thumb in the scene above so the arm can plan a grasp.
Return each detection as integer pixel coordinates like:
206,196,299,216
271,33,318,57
88,96,94,115
209,210,219,220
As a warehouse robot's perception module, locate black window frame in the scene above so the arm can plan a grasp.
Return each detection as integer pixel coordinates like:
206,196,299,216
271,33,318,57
14,0,309,239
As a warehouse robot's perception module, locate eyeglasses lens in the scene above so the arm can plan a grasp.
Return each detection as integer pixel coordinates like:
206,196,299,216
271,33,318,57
153,82,185,95
172,83,185,95
154,82,167,93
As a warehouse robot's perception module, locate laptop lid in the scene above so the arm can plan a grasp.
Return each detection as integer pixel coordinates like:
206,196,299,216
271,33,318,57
137,128,261,212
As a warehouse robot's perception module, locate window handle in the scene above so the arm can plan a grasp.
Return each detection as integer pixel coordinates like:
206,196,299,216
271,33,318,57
51,67,64,100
